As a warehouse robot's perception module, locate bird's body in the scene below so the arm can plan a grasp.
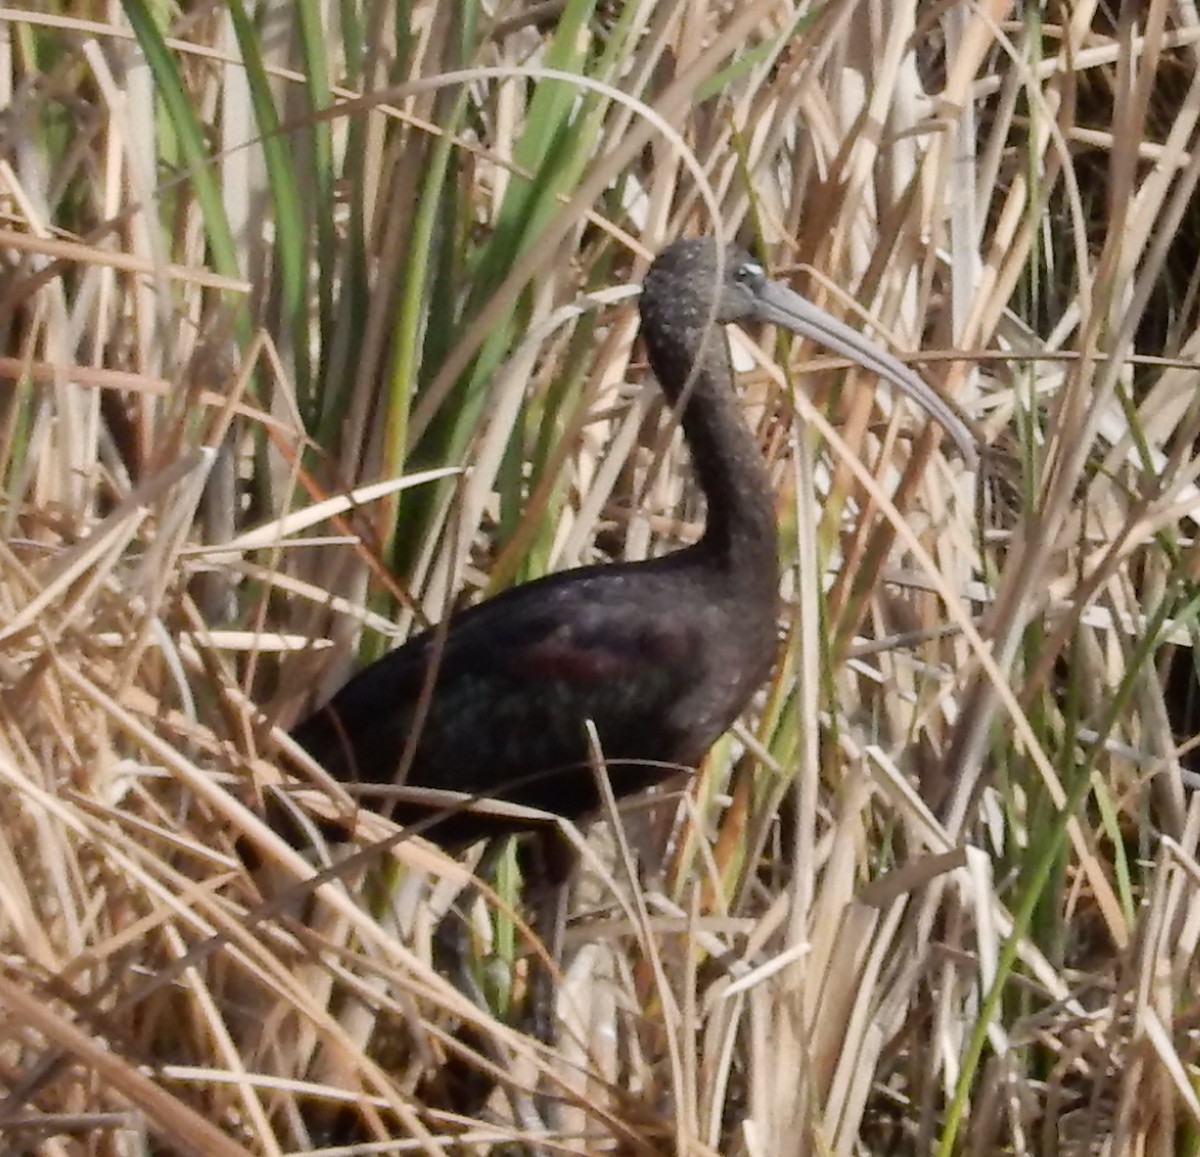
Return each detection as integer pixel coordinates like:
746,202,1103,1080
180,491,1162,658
289,238,975,848
290,551,776,848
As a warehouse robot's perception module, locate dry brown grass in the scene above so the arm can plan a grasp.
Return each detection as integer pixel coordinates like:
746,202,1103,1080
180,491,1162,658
4,2,1200,1154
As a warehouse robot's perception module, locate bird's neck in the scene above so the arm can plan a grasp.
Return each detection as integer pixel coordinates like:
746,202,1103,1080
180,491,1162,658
658,330,778,585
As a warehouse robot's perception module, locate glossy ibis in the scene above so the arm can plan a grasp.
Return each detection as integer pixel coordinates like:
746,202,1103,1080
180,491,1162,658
286,238,976,849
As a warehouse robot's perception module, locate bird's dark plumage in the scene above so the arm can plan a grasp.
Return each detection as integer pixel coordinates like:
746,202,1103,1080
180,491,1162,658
288,238,976,848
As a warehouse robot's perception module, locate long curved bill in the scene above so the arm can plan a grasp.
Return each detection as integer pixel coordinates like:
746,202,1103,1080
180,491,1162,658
754,278,979,469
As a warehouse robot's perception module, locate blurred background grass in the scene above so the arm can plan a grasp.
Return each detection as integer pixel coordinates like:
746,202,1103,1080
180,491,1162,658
3,2,1200,1154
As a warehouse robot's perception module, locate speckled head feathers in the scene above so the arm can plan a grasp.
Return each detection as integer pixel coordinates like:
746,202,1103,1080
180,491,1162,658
639,238,766,333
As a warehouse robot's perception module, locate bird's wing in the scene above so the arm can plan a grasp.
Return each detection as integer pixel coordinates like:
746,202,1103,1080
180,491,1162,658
289,568,711,778
505,602,700,683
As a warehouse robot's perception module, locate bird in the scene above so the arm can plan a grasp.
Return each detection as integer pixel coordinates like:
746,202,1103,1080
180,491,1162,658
285,237,977,850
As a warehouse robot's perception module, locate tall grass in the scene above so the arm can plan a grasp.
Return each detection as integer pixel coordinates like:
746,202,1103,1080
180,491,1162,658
2,2,1200,1154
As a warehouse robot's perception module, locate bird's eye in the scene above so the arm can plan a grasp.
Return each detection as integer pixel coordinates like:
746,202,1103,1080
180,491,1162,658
735,262,765,284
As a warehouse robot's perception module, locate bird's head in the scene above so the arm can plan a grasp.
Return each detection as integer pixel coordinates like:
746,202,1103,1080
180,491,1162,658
638,236,979,467
640,237,766,332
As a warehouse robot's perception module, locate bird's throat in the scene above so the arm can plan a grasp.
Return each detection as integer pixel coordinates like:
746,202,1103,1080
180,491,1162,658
675,341,778,589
